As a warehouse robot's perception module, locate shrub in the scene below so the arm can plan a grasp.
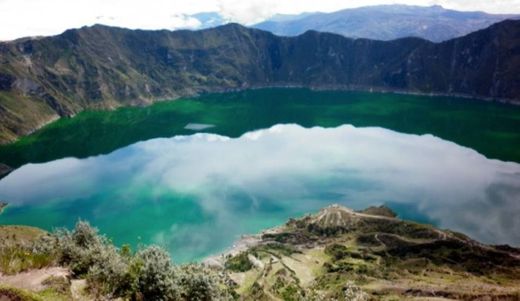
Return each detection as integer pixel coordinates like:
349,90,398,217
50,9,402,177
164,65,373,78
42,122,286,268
41,276,71,294
178,264,234,301
134,246,180,301
342,281,368,301
325,243,349,261
55,220,109,275
49,221,132,298
86,245,132,298
16,220,234,300
224,252,252,272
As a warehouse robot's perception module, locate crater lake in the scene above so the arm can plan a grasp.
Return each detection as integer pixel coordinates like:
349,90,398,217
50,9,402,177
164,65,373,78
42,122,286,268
1,89,519,262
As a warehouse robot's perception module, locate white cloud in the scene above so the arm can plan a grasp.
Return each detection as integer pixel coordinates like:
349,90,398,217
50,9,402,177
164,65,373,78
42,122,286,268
2,124,520,254
217,0,280,24
0,0,519,40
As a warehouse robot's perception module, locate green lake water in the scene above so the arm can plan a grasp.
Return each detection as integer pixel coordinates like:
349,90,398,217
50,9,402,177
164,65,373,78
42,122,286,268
0,89,519,262
1,88,520,168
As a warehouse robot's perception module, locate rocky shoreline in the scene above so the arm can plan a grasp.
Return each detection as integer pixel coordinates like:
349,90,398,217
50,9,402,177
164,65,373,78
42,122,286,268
0,163,11,179
203,223,287,268
203,234,262,268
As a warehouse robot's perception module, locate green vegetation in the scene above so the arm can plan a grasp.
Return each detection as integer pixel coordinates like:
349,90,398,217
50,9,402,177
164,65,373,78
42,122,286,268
324,243,350,261
0,246,55,275
229,205,520,300
40,276,71,299
0,222,234,301
1,89,520,169
59,221,234,300
1,205,520,300
358,205,397,218
0,283,71,301
225,252,253,272
0,226,54,274
0,286,44,301
225,243,297,272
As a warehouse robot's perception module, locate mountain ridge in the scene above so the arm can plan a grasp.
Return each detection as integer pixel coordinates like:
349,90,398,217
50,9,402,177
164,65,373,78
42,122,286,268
254,4,520,42
0,20,519,144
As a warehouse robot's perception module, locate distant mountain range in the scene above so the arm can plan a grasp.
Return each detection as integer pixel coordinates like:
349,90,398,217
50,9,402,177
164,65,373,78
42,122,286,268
187,5,519,42
185,11,314,30
188,12,229,29
0,20,519,143
253,5,519,42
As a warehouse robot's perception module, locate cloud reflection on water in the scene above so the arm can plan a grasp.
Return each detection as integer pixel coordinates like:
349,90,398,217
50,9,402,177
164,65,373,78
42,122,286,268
0,124,519,260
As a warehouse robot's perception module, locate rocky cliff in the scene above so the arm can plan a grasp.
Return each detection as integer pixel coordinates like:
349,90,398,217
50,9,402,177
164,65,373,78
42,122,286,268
0,20,519,143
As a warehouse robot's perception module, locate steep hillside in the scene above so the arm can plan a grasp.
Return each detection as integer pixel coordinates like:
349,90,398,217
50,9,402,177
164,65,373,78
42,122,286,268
254,5,518,42
0,20,519,143
218,205,520,300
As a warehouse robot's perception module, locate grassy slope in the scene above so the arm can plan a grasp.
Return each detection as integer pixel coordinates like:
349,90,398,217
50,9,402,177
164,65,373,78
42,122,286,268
0,225,47,246
0,92,58,143
0,226,55,275
0,286,44,301
0,226,70,301
225,206,520,300
0,283,71,301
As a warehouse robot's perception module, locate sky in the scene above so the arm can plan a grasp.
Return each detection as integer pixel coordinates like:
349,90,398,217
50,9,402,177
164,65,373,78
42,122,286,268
0,0,519,41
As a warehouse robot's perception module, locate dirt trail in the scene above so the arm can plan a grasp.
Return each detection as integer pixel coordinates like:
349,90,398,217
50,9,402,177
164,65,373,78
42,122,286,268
0,267,69,291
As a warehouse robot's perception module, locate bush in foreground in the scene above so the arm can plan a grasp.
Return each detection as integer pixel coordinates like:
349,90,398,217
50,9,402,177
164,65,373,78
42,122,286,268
134,246,180,300
28,220,233,301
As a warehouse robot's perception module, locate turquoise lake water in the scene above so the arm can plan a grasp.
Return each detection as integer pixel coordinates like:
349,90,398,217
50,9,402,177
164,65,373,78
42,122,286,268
1,124,519,262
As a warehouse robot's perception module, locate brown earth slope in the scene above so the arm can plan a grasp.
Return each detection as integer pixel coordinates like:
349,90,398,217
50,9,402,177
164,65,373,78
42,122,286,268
221,205,520,300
